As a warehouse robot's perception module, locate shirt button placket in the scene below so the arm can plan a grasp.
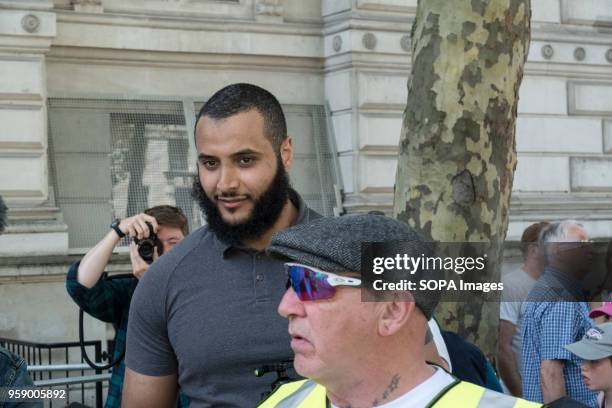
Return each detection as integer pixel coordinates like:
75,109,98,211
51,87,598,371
253,253,269,301
255,254,263,283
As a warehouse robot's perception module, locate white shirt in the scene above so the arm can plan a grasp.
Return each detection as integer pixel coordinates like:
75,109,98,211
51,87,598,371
428,319,452,372
331,367,455,408
499,267,537,370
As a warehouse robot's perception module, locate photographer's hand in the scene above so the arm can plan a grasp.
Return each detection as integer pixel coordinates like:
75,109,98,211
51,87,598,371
119,213,159,240
77,212,159,288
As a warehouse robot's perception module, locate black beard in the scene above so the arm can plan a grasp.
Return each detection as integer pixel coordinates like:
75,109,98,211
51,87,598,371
191,159,291,246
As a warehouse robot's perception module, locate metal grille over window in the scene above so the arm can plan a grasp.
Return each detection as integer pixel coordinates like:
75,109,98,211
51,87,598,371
282,104,339,217
48,98,341,251
48,98,196,250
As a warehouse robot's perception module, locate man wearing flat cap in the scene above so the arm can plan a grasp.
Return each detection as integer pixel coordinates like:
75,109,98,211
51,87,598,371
259,213,543,408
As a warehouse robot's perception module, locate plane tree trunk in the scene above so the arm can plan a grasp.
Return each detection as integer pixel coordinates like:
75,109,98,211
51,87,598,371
393,0,531,358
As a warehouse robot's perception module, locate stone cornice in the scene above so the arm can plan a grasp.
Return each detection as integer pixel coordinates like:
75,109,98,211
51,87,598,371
321,13,612,42
47,46,324,73
323,57,612,81
531,22,612,45
510,192,612,212
323,7,412,26
52,11,322,59
342,192,612,221
0,0,53,11
323,15,413,35
525,61,612,80
54,9,322,36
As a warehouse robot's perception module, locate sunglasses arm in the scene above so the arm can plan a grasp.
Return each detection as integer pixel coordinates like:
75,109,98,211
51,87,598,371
327,276,361,287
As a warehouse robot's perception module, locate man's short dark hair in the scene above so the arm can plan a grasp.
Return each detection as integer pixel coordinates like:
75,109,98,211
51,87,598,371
144,205,189,236
0,195,7,234
520,221,550,259
196,83,287,150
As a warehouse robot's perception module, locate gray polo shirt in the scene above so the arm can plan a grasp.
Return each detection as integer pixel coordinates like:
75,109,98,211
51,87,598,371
126,192,319,407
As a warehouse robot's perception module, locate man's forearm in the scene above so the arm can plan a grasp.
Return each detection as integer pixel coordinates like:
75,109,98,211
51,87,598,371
497,346,522,397
540,359,566,403
78,230,121,288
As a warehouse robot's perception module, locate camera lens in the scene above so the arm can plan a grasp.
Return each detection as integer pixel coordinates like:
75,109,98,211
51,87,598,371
137,240,156,264
134,222,163,264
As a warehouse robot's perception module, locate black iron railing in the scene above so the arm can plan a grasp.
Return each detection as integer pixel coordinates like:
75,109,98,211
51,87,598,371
0,338,108,408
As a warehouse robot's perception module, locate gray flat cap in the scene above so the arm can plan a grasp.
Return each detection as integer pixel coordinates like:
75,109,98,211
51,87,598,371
267,213,438,319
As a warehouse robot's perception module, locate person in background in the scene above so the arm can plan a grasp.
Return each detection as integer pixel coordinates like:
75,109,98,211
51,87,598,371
521,221,598,406
590,302,612,324
499,222,549,396
66,205,189,408
565,323,612,408
260,213,542,408
430,318,503,392
440,328,504,392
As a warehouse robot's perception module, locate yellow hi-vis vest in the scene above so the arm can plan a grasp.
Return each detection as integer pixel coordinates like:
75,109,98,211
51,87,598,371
257,379,544,408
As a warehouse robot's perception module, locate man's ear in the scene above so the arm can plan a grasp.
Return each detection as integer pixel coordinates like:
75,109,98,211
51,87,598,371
280,137,293,171
526,243,535,257
377,295,415,337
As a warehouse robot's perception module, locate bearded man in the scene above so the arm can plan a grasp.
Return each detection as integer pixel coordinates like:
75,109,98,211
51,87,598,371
122,83,319,408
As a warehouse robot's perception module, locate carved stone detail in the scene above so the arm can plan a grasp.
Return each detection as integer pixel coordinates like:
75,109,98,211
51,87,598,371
70,0,103,13
21,14,40,33
573,47,586,61
541,44,554,60
362,32,377,50
400,35,411,52
255,0,284,17
332,35,342,52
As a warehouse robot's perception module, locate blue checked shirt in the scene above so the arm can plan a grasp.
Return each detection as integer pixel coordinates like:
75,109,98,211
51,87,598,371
520,267,597,406
66,261,189,408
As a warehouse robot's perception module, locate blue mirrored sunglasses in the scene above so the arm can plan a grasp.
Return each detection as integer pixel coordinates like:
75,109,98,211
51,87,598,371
285,263,361,301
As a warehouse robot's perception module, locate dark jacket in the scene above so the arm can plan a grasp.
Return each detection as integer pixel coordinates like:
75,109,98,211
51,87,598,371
441,330,504,392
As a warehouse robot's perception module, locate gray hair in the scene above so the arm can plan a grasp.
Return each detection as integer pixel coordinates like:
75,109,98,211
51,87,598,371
539,220,585,264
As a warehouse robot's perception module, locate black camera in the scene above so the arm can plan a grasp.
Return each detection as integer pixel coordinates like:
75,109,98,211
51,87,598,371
134,222,164,264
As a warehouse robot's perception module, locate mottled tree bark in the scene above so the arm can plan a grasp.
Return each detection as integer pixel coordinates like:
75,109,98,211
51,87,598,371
393,0,531,358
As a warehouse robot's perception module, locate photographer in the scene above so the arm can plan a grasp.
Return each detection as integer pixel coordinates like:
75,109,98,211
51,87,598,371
66,205,188,408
